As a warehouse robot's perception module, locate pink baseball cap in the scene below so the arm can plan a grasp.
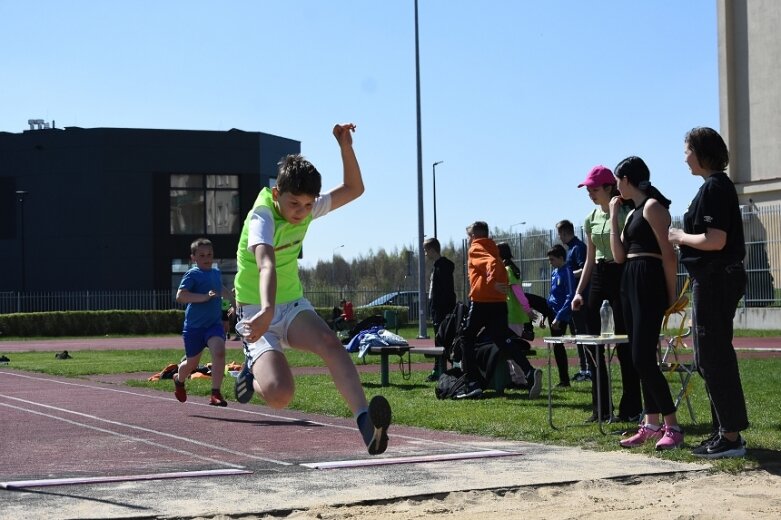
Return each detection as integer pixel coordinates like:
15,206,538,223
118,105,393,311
577,165,615,188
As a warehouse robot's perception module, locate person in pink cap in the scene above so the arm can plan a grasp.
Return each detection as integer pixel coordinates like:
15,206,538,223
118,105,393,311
571,165,642,424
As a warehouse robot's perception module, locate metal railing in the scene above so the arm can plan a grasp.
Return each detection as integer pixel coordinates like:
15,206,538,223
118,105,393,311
3,204,779,314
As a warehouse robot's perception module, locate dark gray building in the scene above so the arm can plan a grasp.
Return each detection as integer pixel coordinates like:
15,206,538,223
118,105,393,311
0,125,299,300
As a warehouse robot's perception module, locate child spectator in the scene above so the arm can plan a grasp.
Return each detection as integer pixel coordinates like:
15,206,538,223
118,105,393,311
174,238,234,407
546,244,576,388
456,221,542,400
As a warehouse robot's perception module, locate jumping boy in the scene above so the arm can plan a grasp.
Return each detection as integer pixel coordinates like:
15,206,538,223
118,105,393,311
174,238,234,406
232,123,391,455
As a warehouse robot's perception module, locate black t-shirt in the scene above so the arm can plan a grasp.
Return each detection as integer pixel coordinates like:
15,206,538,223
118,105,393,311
680,172,745,270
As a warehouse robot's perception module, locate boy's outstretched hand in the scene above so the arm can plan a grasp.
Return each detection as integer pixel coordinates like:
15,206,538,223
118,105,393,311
333,123,356,146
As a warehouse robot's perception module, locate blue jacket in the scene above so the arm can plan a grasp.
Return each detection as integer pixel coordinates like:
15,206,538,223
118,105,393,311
547,265,575,324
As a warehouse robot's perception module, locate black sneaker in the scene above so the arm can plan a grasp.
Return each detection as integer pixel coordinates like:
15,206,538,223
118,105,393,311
573,370,592,382
455,381,483,399
615,413,643,424
234,361,255,404
584,412,612,423
425,370,441,382
694,433,746,459
690,431,721,456
359,395,392,455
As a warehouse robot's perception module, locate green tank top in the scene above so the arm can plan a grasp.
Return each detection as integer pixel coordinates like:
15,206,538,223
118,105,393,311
584,205,628,261
234,188,313,305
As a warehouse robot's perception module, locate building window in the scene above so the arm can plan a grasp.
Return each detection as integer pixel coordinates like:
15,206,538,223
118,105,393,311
170,174,240,234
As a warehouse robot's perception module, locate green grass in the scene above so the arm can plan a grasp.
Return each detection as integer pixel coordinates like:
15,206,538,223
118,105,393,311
4,344,780,472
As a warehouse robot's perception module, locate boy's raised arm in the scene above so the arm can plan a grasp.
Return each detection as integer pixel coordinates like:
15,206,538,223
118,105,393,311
328,123,365,211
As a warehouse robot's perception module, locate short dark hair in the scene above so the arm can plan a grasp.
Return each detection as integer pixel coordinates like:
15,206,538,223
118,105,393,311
276,154,322,197
423,237,441,254
547,244,566,259
467,221,489,238
190,237,213,255
556,220,574,235
685,127,729,172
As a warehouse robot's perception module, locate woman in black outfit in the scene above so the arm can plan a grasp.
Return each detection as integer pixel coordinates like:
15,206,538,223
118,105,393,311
610,157,683,450
669,127,748,459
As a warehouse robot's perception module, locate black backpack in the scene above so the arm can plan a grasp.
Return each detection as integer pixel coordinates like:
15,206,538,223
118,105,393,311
435,367,467,399
435,301,468,361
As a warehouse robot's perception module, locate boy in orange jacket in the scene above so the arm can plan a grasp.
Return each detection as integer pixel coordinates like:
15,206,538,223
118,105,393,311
457,221,542,399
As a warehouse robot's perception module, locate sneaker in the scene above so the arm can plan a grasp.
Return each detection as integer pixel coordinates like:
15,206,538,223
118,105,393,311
695,434,747,459
555,382,571,388
655,425,684,451
690,431,721,456
573,370,592,382
454,381,483,400
528,369,543,399
584,412,612,423
209,391,228,407
173,374,187,403
234,361,255,404
359,395,392,455
619,424,663,448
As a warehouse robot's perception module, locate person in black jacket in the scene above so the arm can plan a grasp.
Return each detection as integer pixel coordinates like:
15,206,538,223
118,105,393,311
424,237,456,381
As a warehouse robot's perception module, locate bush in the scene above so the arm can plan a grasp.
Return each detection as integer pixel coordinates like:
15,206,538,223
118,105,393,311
0,310,184,337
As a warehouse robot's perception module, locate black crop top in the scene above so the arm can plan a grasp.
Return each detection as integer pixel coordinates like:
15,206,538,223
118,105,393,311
622,199,661,255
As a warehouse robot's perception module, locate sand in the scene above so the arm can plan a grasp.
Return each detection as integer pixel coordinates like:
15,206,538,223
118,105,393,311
227,469,781,519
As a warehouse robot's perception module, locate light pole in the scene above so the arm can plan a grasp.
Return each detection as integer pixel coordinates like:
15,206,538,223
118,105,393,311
432,161,443,238
16,190,28,294
332,244,344,286
510,221,526,233
414,0,428,338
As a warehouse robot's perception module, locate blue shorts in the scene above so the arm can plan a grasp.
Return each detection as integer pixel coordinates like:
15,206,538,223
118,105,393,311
182,323,226,358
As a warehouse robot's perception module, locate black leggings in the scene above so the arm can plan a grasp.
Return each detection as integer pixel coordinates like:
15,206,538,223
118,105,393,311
621,257,675,416
585,261,642,418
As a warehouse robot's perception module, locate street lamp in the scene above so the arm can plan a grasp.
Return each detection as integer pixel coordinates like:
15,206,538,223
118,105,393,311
16,190,28,294
510,221,526,232
432,161,443,238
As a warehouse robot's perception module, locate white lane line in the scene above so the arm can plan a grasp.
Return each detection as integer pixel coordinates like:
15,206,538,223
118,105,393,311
0,396,291,466
302,450,520,469
0,402,245,469
0,468,252,489
0,371,517,453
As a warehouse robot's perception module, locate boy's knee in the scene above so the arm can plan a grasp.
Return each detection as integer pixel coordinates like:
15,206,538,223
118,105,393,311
259,380,295,409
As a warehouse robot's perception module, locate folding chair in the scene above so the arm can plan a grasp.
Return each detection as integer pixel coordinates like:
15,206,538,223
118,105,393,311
659,278,696,422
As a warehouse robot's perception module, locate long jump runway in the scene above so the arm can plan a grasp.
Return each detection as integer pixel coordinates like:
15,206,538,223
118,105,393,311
0,369,703,519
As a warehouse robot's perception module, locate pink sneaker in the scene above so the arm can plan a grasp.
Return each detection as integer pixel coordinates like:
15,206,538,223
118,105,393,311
655,425,684,451
619,424,663,448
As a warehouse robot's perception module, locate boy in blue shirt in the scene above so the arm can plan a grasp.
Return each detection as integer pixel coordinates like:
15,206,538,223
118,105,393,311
174,238,234,406
547,244,577,387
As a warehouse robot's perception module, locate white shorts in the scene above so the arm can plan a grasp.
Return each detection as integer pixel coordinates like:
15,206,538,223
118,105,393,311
236,297,315,368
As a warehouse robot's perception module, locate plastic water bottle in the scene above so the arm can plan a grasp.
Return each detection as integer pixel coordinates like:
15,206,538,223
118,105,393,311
600,300,615,337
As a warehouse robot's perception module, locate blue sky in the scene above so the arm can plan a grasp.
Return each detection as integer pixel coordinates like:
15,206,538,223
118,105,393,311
1,1,719,268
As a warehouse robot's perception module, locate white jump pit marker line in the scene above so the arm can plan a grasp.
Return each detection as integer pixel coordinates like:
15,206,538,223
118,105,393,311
302,449,520,469
0,469,253,490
